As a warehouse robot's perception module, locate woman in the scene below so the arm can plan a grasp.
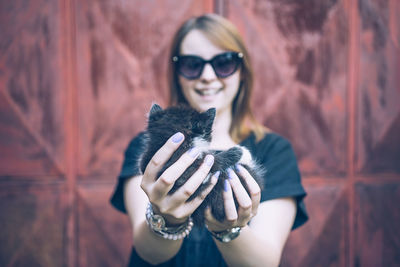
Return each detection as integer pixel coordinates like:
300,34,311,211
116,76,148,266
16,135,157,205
111,14,308,266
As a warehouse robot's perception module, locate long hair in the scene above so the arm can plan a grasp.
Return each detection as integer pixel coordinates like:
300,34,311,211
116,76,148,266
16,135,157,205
168,13,265,142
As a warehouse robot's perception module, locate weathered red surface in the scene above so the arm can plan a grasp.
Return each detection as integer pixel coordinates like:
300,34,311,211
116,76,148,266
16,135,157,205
355,182,400,266
0,183,66,266
0,0,65,177
228,0,349,176
281,183,348,266
77,183,132,266
0,0,399,266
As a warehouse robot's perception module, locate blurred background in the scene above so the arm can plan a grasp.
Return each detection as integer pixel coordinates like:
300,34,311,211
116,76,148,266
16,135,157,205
0,0,399,266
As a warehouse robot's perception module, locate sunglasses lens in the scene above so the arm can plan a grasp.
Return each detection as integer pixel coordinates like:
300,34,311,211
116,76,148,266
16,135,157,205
212,53,240,78
177,56,203,79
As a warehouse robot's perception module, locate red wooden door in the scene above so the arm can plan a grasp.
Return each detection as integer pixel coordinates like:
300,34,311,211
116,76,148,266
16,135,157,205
1,0,399,266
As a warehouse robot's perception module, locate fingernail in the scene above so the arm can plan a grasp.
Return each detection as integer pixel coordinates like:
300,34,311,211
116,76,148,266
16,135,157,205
235,164,241,172
205,155,214,166
224,179,229,192
187,147,199,158
227,168,235,180
171,132,184,143
214,171,221,179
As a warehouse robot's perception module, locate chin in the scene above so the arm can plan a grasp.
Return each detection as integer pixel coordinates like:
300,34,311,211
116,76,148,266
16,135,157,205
193,103,219,113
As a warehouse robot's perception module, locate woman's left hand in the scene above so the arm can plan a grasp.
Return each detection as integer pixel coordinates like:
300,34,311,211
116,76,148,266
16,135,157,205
205,164,261,232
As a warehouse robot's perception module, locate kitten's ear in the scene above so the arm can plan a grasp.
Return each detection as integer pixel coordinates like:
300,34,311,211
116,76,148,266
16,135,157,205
150,103,163,115
148,103,163,122
200,108,216,128
205,108,216,119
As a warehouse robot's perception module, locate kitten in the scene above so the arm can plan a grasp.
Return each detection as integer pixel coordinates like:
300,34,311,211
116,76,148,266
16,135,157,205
140,104,264,225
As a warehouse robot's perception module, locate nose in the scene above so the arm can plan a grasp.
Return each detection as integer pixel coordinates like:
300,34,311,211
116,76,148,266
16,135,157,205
199,63,217,82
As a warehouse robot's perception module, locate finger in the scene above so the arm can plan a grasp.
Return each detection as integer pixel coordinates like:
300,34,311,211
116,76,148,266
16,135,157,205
223,178,238,223
161,170,218,222
142,132,184,186
184,170,220,212
205,206,215,222
204,206,226,230
151,146,202,200
227,168,252,225
236,164,261,216
173,154,215,203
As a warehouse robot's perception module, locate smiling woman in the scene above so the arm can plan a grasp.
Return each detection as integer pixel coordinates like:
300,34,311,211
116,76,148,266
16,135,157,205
110,13,308,267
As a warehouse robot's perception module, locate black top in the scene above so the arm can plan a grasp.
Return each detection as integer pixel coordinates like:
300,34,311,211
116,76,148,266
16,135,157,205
110,132,308,267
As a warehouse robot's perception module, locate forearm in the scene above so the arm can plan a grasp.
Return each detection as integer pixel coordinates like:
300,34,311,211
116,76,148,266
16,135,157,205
132,218,183,265
124,177,183,265
214,226,281,267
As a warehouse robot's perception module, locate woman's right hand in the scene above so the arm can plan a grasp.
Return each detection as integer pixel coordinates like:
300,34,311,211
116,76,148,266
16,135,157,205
140,132,218,225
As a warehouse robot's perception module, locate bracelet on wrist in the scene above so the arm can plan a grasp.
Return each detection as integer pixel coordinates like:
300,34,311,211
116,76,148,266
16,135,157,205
207,226,242,243
145,202,193,240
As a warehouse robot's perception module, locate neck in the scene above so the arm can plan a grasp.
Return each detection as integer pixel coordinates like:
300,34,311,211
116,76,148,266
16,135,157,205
210,106,236,149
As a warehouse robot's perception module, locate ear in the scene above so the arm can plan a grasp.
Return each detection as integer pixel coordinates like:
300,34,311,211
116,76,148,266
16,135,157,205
148,103,163,121
200,108,216,128
204,108,216,120
150,103,162,116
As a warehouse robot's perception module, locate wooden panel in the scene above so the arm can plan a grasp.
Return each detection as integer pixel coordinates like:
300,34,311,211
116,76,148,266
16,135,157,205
356,0,400,174
0,0,65,177
77,183,132,266
281,183,348,267
74,0,214,178
226,0,349,176
0,183,66,266
355,182,400,266
0,94,63,177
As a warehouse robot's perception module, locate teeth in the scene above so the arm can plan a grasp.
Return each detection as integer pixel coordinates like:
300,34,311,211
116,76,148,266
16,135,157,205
196,89,220,96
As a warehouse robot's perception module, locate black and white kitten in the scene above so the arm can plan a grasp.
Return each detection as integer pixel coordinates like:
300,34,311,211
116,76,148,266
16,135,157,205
140,104,264,225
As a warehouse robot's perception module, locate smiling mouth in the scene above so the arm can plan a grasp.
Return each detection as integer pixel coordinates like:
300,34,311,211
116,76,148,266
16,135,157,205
194,88,222,96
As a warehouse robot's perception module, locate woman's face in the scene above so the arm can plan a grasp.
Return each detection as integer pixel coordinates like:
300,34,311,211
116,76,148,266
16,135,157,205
178,30,241,114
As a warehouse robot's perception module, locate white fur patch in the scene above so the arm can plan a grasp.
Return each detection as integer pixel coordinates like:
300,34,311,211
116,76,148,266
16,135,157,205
192,137,211,155
237,146,255,168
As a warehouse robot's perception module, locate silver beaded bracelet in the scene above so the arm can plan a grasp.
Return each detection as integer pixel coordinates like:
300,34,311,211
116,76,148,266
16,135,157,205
145,202,193,240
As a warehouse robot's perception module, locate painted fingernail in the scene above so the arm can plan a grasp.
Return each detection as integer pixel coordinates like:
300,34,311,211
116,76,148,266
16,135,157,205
205,155,214,166
187,147,199,158
214,171,221,179
224,179,229,192
227,168,235,180
235,164,241,172
171,132,184,143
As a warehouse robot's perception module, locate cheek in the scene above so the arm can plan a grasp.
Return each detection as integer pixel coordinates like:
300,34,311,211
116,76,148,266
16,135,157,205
225,73,241,95
178,77,193,92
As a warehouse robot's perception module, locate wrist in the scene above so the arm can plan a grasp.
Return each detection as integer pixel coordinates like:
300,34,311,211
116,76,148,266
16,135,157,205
206,225,242,243
145,202,193,240
150,204,187,226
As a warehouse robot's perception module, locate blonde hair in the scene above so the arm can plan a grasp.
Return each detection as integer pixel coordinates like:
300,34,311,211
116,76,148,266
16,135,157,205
168,13,266,142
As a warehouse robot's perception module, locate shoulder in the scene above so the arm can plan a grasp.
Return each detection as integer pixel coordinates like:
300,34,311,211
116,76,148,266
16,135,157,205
242,132,295,161
258,132,291,149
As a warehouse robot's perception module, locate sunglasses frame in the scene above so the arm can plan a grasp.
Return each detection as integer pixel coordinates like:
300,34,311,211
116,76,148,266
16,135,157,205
172,51,243,80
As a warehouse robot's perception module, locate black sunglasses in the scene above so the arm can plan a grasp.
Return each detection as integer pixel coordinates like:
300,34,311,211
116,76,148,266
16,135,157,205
172,52,243,80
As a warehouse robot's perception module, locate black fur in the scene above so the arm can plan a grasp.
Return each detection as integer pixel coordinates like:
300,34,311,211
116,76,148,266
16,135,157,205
140,104,264,225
